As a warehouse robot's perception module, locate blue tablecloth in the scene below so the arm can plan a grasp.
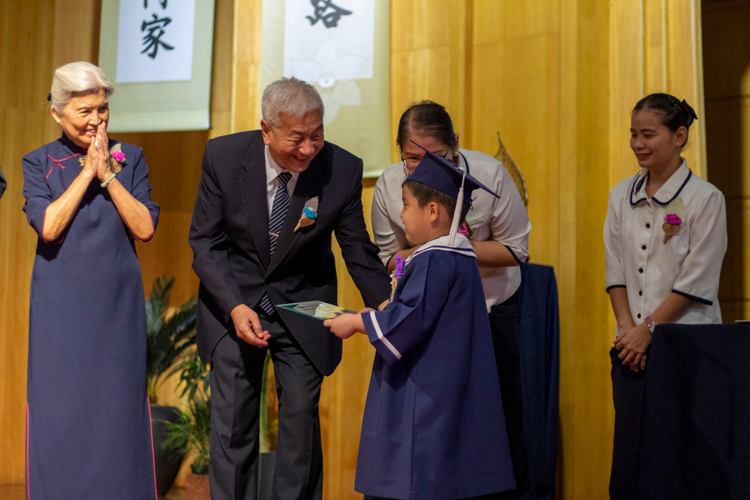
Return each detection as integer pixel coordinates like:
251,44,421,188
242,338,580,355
518,263,560,500
611,323,750,499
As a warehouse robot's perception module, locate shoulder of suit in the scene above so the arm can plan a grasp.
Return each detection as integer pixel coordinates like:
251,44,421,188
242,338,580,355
207,130,262,150
321,141,360,164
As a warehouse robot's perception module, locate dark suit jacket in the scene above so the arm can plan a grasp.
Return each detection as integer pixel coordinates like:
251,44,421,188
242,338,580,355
189,130,391,375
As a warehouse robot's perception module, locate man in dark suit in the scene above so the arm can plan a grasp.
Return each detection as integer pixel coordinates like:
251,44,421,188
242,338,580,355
189,77,391,500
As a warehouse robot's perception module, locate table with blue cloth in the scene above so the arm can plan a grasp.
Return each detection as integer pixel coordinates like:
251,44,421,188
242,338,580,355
610,323,750,500
518,263,560,500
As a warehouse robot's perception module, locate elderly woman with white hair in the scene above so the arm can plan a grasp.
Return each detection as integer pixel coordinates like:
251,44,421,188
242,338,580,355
22,61,159,498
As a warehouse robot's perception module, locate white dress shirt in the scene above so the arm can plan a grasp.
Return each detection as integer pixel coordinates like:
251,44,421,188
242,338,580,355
372,149,532,311
604,159,727,330
265,145,300,213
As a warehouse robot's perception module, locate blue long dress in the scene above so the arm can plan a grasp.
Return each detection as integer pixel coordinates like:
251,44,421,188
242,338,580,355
22,134,160,499
357,235,516,500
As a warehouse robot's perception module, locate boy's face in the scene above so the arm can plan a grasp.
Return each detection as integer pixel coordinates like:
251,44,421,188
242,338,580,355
400,184,432,245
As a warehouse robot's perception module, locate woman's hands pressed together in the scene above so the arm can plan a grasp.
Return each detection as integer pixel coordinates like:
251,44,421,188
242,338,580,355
87,122,113,182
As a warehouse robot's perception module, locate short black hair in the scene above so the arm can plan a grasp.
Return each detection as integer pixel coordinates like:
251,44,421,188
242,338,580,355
403,179,469,225
632,93,698,150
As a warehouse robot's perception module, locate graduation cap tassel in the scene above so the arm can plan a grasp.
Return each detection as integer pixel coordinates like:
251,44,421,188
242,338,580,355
448,171,466,246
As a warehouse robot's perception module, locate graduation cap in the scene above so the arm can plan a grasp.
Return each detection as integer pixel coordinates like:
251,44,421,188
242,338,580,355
408,141,500,246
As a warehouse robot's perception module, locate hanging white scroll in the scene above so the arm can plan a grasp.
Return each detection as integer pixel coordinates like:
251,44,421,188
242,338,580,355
115,0,196,83
262,0,390,177
99,0,215,132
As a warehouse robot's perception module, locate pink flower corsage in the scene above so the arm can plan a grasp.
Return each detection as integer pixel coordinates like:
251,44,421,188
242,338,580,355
108,144,126,173
662,213,682,244
458,221,473,238
111,150,126,164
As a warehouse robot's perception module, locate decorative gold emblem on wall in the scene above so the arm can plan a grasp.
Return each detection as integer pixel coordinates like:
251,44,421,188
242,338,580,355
494,132,528,206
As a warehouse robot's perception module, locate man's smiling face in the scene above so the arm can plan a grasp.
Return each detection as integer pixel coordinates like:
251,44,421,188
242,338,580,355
261,111,325,173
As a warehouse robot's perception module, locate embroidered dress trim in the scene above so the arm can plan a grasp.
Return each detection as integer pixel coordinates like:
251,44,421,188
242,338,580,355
147,398,158,499
369,311,402,360
45,153,79,183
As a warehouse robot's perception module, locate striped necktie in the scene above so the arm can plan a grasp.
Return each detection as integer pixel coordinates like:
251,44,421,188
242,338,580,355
259,171,292,315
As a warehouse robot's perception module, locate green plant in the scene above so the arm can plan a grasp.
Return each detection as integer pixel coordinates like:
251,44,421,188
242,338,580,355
163,355,211,474
259,352,277,453
146,275,197,404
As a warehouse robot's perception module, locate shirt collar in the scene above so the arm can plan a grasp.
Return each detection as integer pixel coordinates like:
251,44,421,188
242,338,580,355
265,145,299,185
407,234,475,265
629,158,692,206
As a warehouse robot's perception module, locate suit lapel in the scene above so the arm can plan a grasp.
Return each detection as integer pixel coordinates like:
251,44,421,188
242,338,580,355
239,137,272,268
267,156,324,276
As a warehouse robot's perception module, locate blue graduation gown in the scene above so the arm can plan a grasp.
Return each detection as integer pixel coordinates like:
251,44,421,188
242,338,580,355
22,134,160,499
358,235,515,500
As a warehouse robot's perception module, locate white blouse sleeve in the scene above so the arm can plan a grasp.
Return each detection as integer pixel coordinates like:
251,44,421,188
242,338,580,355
672,190,727,305
371,174,402,267
487,162,531,264
604,188,626,291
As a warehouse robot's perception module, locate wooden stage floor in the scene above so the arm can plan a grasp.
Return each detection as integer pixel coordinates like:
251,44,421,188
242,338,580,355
0,484,186,499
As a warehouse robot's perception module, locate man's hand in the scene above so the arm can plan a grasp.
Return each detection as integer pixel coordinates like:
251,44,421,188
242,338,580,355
324,313,365,340
230,304,270,346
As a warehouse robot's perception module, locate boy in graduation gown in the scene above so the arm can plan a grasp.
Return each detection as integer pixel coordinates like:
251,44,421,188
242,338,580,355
324,147,516,500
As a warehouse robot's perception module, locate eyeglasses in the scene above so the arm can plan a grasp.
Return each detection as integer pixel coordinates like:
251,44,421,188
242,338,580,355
401,149,450,169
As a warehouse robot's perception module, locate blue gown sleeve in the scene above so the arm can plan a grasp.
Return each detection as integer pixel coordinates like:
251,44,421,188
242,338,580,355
125,145,160,241
22,150,62,244
361,252,454,364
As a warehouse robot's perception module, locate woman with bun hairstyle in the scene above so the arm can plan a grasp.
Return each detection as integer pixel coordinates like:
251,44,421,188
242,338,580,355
605,93,727,373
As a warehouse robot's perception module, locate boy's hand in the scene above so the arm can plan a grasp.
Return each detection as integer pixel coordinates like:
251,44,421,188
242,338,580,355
324,313,365,340
377,299,389,311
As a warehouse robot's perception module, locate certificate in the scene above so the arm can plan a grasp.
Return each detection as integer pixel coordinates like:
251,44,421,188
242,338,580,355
277,301,355,320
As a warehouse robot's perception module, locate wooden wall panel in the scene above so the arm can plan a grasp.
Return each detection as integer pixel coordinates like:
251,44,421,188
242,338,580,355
0,0,57,484
703,0,750,322
390,0,467,163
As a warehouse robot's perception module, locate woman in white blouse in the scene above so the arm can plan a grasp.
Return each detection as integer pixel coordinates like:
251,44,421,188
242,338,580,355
371,101,532,499
605,93,727,373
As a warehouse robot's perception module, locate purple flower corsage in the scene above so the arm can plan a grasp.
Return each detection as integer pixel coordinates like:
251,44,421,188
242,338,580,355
389,255,405,302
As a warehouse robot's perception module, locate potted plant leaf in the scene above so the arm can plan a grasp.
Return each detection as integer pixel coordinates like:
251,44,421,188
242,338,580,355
163,355,211,500
258,352,278,499
146,275,198,496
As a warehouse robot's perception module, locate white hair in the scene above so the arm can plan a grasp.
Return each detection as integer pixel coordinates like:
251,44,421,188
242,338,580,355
50,62,114,114
261,77,324,127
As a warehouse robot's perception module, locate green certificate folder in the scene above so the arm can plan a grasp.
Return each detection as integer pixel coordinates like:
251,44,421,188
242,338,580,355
277,301,356,320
